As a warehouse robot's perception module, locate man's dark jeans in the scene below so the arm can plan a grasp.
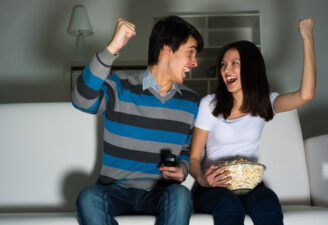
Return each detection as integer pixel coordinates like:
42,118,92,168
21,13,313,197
77,183,193,225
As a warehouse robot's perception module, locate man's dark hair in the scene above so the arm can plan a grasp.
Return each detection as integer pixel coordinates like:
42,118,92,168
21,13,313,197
212,40,274,121
148,16,204,65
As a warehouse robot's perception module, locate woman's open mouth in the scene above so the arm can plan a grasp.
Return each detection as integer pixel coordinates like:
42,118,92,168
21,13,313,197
226,76,237,85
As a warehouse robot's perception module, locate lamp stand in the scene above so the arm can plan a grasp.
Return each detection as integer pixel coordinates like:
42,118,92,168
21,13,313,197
74,33,86,61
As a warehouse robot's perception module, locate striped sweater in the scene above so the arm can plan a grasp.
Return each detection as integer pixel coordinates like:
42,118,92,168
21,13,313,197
72,48,200,190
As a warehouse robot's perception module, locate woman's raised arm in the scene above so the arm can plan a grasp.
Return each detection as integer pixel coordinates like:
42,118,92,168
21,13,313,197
274,18,316,113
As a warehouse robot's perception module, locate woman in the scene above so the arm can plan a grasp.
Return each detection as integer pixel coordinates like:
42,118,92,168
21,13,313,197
189,18,315,225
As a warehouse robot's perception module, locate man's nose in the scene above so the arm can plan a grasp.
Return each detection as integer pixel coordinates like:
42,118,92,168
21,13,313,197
191,57,198,67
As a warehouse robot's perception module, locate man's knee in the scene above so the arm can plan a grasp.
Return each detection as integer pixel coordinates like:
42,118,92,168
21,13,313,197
76,185,103,210
165,184,193,210
167,184,191,200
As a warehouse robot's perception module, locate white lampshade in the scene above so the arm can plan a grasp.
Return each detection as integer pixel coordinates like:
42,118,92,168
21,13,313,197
68,5,93,36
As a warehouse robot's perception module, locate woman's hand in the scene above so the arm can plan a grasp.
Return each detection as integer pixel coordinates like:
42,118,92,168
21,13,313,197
197,165,231,188
297,18,314,41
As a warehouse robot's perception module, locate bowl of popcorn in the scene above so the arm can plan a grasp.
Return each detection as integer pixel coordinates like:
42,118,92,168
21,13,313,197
218,159,266,195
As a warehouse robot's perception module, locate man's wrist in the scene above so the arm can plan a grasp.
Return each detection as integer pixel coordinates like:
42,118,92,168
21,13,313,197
106,44,118,55
97,47,119,67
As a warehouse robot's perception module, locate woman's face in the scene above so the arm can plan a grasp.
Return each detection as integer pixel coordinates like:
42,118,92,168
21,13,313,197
220,48,242,95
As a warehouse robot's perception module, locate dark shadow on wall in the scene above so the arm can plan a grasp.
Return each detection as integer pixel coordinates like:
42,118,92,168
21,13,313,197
300,107,328,139
0,1,304,104
0,1,174,104
37,1,77,67
0,79,69,103
264,0,325,140
0,1,71,104
263,0,296,92
86,0,172,66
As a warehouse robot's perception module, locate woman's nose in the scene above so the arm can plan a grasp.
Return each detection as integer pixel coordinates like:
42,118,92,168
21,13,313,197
224,64,230,73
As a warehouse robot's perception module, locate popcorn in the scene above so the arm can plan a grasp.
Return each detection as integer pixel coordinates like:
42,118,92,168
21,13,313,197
218,159,266,194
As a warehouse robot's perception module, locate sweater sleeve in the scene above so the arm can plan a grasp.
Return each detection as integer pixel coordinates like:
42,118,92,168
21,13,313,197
71,48,119,115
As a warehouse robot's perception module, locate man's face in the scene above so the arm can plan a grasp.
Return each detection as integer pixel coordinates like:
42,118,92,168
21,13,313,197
166,36,198,84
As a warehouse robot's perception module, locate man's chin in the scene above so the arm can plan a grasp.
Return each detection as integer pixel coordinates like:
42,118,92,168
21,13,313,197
178,73,187,84
175,78,184,84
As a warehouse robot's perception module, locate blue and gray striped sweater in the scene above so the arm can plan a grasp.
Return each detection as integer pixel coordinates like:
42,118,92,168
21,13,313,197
72,48,200,190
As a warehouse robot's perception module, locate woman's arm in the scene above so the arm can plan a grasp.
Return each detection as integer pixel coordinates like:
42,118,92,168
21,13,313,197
189,127,231,187
189,127,208,185
274,18,316,113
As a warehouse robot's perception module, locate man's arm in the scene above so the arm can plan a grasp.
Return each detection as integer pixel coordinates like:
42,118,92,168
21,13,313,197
159,122,195,183
107,18,136,55
71,18,136,114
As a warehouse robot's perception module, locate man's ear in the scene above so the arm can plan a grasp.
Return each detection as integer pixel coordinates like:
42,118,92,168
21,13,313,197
163,45,172,54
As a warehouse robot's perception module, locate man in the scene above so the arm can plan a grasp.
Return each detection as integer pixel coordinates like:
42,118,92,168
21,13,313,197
72,16,203,225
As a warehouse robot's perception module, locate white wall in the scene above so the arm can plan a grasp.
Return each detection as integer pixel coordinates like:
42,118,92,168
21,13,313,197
0,0,327,139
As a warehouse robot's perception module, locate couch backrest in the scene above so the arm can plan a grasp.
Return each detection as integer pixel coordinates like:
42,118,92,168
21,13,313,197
304,134,328,207
258,109,310,204
0,103,310,212
0,103,100,212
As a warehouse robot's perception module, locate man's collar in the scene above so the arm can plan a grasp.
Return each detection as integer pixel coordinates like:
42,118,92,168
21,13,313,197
142,68,182,96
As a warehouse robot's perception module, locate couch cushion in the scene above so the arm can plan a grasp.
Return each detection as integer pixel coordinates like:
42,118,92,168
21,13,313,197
2,207,328,225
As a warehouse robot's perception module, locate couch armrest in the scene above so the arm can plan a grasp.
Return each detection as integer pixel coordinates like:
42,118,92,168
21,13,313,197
304,134,328,207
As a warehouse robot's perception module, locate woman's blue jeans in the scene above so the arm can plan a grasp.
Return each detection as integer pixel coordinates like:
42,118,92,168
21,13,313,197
193,183,283,225
76,183,193,225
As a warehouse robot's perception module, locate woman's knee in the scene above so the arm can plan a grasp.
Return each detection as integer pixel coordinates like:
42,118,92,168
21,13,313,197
247,187,283,225
194,186,244,215
209,189,245,224
214,190,244,214
249,186,281,209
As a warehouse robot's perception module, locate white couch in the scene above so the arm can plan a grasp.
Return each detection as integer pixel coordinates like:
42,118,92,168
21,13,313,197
0,102,327,225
